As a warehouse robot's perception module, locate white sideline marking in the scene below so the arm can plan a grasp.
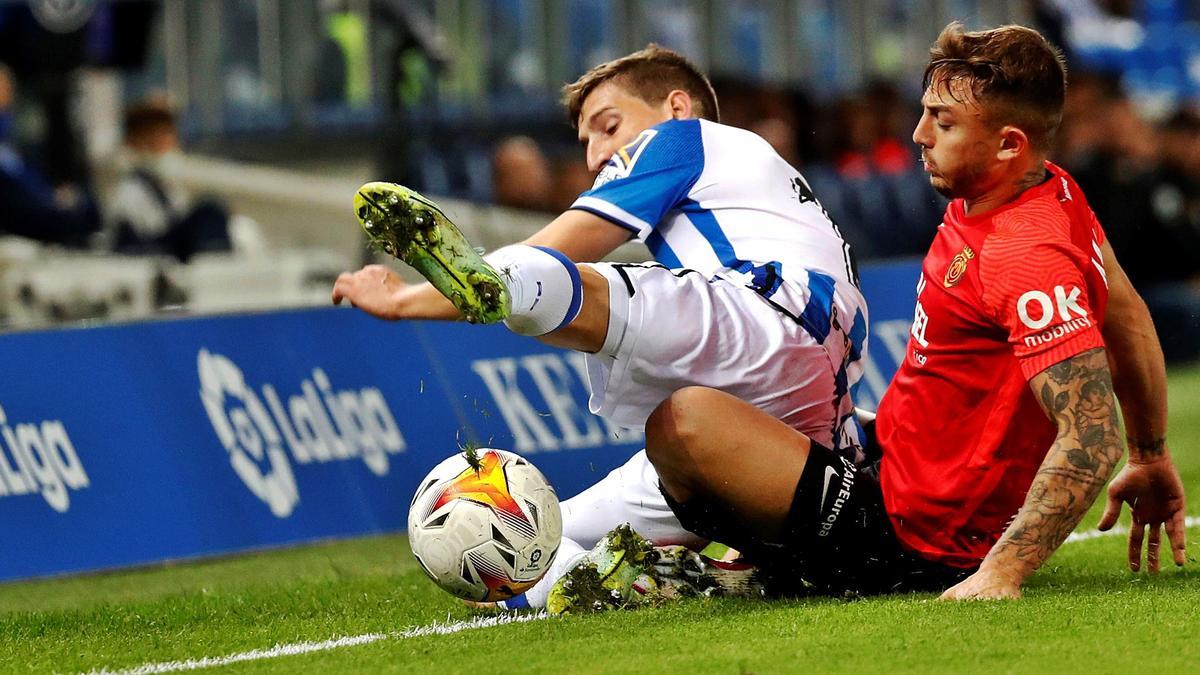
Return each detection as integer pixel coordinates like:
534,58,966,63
89,516,1200,674
1065,515,1200,543
87,611,547,675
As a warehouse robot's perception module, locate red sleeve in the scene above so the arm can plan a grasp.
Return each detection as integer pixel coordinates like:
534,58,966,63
979,233,1105,380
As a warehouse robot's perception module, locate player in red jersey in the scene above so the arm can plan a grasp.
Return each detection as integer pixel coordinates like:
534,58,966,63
612,22,1187,601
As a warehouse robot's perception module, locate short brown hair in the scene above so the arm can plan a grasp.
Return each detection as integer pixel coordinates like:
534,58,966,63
923,22,1067,151
562,44,719,128
124,96,177,139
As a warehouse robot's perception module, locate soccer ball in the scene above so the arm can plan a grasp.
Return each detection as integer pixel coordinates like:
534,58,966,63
407,448,562,602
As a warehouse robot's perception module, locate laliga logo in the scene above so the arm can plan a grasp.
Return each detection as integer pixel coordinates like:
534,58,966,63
0,405,88,513
198,349,406,518
199,350,297,517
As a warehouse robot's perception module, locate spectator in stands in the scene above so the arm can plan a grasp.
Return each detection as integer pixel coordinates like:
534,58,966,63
0,62,99,246
1055,71,1120,166
708,75,759,130
832,98,875,179
814,84,940,260
860,79,914,175
1158,109,1200,237
710,77,815,167
1067,89,1158,274
750,116,801,168
1069,88,1200,363
1139,109,1200,363
104,97,232,262
490,136,553,211
832,83,914,178
548,155,594,213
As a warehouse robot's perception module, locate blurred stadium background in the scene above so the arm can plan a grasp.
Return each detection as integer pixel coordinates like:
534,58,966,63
0,0,1195,353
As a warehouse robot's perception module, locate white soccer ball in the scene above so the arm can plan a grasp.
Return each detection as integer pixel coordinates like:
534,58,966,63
407,448,562,602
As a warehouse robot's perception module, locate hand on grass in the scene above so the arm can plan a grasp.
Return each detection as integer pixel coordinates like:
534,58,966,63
938,566,1022,601
1097,453,1188,573
332,265,408,320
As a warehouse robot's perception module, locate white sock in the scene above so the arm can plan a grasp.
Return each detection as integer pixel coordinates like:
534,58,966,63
499,536,587,610
485,245,583,336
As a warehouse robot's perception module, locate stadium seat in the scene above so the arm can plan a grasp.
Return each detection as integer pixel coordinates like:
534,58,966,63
1,253,160,325
172,249,352,313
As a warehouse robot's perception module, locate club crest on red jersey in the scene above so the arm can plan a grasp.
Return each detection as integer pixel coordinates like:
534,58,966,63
943,245,975,288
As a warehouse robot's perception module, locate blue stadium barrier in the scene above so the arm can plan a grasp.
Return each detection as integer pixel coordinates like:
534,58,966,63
0,259,920,582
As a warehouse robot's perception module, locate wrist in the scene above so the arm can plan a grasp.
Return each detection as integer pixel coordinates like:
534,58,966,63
384,287,414,321
1127,452,1172,465
1126,436,1169,464
977,558,1030,586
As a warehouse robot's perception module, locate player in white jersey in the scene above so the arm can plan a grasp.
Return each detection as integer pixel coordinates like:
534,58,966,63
332,45,867,611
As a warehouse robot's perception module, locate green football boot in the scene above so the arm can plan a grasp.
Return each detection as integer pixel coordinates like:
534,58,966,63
546,524,764,616
353,182,509,324
547,524,663,616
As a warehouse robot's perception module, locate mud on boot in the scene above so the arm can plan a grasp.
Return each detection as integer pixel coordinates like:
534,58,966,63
546,524,664,616
354,182,509,324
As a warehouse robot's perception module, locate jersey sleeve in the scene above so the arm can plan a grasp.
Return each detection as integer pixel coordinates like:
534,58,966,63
569,119,704,238
979,233,1105,380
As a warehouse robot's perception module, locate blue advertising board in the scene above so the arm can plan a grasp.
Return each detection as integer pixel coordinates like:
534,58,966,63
0,259,920,582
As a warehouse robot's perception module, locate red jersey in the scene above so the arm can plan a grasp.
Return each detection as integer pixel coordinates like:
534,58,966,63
875,162,1110,567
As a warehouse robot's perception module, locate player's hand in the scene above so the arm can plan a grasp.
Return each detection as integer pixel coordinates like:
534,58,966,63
938,566,1022,601
331,265,408,321
1097,453,1188,573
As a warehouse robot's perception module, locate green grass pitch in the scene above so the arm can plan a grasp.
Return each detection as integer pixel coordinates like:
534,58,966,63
2,366,1199,673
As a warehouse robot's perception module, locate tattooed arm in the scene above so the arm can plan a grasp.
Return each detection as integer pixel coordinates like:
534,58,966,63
1095,240,1186,570
941,347,1124,600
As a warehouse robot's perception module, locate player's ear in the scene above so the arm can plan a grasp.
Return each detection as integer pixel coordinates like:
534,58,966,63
666,90,693,120
996,125,1028,162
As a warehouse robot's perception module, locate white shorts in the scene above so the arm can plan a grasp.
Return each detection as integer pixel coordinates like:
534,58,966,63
581,262,860,448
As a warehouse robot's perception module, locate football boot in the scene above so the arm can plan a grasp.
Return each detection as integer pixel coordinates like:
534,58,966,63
546,524,764,616
353,182,509,324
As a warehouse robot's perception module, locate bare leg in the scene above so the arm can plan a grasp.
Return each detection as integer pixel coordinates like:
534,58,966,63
645,386,814,543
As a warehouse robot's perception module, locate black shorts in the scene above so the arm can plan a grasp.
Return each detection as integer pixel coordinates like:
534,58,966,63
761,430,974,597
664,424,975,597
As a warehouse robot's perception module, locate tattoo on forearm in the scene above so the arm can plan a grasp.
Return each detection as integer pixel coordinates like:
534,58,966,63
988,348,1124,574
1127,436,1167,458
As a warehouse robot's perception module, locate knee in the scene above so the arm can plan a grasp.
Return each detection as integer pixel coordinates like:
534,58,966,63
645,386,724,491
645,387,709,459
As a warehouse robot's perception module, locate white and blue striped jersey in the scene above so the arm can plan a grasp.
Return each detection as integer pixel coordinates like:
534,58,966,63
573,118,857,289
570,118,869,451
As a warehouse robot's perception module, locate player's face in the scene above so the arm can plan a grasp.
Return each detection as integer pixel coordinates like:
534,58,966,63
912,77,1001,199
577,80,675,172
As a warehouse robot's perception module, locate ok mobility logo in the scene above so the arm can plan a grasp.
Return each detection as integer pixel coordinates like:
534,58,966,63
198,349,406,518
